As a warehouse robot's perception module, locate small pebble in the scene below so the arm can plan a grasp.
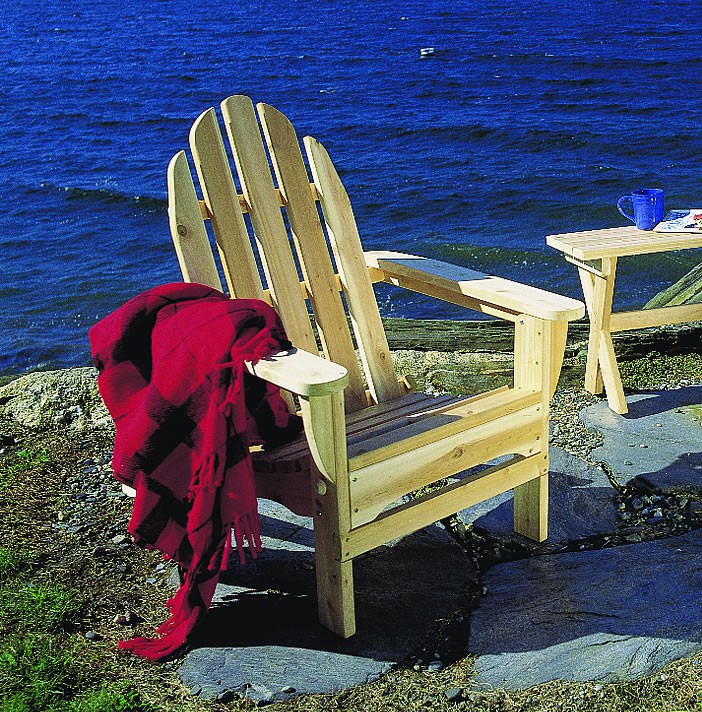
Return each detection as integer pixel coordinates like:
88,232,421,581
113,611,139,625
445,687,463,702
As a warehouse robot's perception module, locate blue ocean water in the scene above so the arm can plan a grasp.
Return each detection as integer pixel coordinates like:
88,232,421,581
2,0,702,375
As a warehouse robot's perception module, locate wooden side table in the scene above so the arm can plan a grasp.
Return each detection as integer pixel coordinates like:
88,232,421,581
546,226,702,413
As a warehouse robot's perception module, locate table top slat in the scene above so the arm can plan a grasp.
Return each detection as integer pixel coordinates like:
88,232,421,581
546,226,702,261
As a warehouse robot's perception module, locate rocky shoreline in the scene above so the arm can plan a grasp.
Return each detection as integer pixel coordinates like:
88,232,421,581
2,317,702,708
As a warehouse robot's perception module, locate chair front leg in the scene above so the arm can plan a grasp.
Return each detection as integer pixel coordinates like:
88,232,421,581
512,314,555,542
300,390,356,637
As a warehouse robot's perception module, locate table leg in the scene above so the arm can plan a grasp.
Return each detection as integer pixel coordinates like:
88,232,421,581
577,267,603,394
577,258,628,414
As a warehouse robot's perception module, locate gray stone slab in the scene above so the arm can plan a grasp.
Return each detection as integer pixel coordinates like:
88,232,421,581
178,386,702,701
469,528,702,689
458,446,619,545
179,645,391,704
581,387,702,493
178,506,469,703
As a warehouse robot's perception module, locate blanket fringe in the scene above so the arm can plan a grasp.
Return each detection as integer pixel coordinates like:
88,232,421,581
118,569,220,661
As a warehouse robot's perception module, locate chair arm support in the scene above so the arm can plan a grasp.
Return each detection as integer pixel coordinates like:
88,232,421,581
365,250,585,323
245,347,349,397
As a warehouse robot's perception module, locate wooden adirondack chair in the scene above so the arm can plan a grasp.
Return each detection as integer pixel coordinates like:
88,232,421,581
166,95,585,638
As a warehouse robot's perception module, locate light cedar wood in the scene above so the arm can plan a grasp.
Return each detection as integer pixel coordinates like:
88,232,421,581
547,225,702,261
339,455,547,561
350,412,544,528
365,251,584,323
304,137,401,404
168,151,221,289
256,102,368,411
609,303,702,331
189,108,264,301
221,95,318,355
165,95,585,637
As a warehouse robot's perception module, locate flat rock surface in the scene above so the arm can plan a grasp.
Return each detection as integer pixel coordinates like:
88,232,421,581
469,528,702,689
179,645,392,704
0,367,110,432
581,386,702,493
462,447,619,545
179,515,469,704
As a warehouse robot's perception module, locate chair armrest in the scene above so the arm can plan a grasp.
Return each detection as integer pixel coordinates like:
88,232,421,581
365,250,585,322
245,347,349,397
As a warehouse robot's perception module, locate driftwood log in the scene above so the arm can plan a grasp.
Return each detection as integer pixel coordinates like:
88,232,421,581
382,309,702,395
645,262,702,309
383,317,702,360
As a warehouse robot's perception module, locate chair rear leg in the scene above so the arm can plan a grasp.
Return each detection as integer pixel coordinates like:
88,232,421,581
513,468,548,542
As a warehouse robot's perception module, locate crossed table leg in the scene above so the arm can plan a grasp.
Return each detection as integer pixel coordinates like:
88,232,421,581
570,256,629,414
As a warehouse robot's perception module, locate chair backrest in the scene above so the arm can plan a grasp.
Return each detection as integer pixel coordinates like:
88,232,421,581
167,95,401,412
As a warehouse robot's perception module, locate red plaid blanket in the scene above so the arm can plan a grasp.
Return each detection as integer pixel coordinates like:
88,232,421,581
89,283,302,659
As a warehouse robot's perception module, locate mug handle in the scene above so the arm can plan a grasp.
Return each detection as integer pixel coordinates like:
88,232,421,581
617,195,635,222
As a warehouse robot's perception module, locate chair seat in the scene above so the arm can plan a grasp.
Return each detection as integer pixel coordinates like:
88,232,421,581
251,386,544,525
253,391,464,475
251,392,463,518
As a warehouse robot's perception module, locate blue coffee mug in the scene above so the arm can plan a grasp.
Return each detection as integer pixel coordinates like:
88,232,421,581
617,188,664,230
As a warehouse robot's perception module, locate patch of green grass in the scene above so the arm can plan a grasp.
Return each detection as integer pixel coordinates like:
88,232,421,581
0,447,50,490
0,582,82,635
67,680,159,712
0,634,83,712
0,571,157,712
0,627,157,712
0,633,158,712
0,546,39,581
0,693,31,712
8,447,49,471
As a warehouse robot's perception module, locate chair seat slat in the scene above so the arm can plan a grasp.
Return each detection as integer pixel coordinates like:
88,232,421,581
252,390,497,473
